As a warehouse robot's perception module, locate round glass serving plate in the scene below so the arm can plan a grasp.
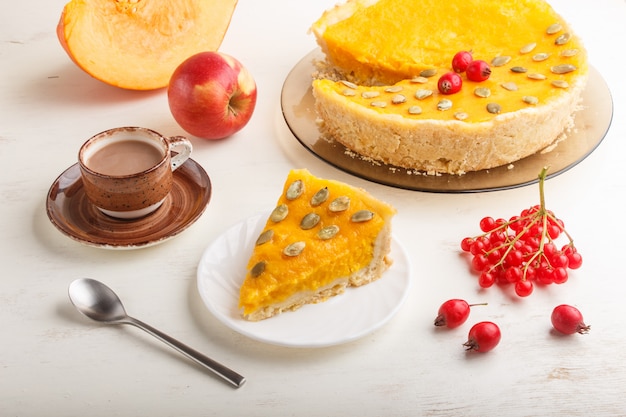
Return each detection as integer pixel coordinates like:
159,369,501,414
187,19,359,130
280,49,613,193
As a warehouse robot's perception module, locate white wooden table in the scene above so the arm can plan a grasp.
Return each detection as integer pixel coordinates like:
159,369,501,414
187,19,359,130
2,1,625,415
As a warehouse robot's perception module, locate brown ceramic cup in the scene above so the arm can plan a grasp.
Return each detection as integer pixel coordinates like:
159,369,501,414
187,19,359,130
78,127,193,219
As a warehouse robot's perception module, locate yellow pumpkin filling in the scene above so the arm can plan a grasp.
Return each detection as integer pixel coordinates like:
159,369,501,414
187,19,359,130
312,0,586,85
239,169,396,321
312,0,586,123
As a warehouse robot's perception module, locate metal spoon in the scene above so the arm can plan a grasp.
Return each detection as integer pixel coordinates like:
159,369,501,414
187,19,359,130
68,278,246,388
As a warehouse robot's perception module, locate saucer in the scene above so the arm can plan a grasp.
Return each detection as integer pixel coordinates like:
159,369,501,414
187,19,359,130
46,159,211,249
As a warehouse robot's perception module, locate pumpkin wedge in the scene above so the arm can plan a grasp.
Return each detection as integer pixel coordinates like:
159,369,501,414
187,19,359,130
57,0,238,90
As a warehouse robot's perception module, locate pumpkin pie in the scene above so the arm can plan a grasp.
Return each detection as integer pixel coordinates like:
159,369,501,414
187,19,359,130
238,169,396,321
310,0,588,175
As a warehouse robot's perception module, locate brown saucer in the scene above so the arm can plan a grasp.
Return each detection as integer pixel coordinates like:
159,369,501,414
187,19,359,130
281,49,613,192
46,159,211,249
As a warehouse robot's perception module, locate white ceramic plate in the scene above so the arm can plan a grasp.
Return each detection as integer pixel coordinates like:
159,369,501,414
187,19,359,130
196,213,412,348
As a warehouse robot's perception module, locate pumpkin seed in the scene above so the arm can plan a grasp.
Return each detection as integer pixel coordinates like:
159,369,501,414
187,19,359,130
520,42,537,54
255,229,274,246
370,101,387,108
532,53,550,62
410,76,429,84
329,196,350,212
340,80,357,89
342,89,356,97
420,68,438,78
500,82,519,91
286,180,304,200
351,210,374,223
491,55,511,67
391,94,407,104
474,87,491,98
523,95,539,105
486,102,502,114
300,212,321,230
546,23,562,35
454,112,469,121
408,105,423,115
551,64,577,74
310,187,329,206
283,241,305,257
250,261,266,278
437,99,453,111
415,89,433,100
560,49,579,57
555,33,571,45
527,73,547,80
270,204,289,222
510,66,528,73
385,85,403,93
362,91,380,99
551,80,569,89
317,225,340,240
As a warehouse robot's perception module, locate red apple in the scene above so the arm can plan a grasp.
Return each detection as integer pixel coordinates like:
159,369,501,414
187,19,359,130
167,51,257,140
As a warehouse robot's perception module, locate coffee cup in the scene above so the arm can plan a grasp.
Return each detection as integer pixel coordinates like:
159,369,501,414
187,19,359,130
78,127,193,219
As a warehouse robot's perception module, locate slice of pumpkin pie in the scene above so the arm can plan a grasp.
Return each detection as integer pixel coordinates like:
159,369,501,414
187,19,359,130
238,169,396,321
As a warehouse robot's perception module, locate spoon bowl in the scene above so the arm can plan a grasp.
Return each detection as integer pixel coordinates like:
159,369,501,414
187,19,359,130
68,278,245,388
69,278,128,323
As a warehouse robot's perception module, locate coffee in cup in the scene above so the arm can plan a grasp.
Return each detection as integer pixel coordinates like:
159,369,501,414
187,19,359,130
78,127,193,219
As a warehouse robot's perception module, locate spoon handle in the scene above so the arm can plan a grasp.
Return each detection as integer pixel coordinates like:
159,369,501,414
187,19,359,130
126,316,246,388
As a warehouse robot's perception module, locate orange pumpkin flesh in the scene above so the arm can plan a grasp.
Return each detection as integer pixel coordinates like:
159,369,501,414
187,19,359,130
57,0,238,90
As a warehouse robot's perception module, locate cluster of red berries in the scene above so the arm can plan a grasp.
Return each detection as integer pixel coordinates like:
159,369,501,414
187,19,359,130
461,168,583,297
437,50,491,95
435,300,589,353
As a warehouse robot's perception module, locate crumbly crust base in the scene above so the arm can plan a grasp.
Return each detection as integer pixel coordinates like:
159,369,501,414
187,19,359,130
243,221,393,321
312,75,587,175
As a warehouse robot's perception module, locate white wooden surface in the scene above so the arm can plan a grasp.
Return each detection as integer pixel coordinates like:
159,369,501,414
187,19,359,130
2,1,626,415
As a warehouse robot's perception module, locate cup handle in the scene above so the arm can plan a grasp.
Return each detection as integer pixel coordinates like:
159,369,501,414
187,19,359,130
167,136,193,171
